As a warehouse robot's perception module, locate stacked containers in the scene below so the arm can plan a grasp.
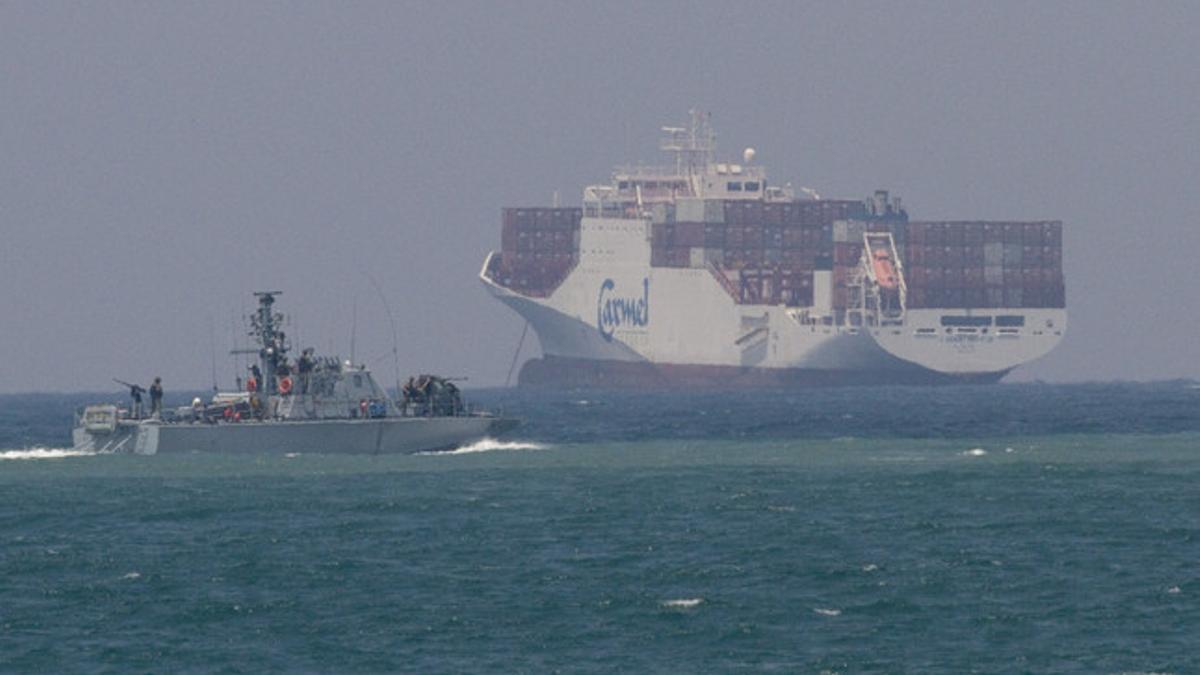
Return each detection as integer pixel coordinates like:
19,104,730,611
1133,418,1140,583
646,198,865,306
498,207,582,295
652,213,724,269
497,201,1063,310
727,199,864,306
901,221,1063,308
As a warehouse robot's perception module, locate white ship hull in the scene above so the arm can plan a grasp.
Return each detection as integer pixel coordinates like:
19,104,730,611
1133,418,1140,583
482,216,1066,388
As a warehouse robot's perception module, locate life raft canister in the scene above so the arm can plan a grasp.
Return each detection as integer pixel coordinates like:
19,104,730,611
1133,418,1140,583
279,376,293,395
246,377,257,392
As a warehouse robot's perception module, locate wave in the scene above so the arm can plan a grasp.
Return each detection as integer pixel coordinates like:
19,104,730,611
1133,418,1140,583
426,438,548,455
661,598,703,609
0,447,96,461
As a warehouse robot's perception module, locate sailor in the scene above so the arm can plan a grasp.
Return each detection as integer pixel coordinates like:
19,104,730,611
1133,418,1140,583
298,348,315,394
271,331,288,367
149,377,164,418
444,380,462,416
127,383,145,419
418,375,435,416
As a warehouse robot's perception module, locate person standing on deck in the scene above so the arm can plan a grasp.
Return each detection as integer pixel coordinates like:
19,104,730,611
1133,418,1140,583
298,348,315,394
128,383,145,419
149,377,164,418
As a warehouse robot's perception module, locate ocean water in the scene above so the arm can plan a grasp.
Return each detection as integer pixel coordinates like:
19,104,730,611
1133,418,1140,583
1,383,1198,673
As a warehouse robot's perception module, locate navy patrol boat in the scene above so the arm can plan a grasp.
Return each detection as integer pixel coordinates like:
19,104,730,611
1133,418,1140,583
73,291,517,455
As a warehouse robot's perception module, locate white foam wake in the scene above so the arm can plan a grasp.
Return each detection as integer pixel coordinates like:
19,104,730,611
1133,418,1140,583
661,598,704,609
0,447,96,461
427,438,547,455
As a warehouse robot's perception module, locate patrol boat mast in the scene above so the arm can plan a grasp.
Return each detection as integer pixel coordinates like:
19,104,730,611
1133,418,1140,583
251,291,285,397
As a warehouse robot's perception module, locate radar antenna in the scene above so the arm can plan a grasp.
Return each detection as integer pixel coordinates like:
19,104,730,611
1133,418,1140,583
659,109,716,177
249,291,286,395
363,272,403,403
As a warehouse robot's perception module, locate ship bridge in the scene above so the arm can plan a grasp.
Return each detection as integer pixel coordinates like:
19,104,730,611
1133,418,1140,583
585,110,792,219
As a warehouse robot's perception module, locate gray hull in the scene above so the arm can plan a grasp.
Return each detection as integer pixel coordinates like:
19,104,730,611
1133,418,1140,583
73,416,516,455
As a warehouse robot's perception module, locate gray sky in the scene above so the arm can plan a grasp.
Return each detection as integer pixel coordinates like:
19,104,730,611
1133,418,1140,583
2,1,1197,393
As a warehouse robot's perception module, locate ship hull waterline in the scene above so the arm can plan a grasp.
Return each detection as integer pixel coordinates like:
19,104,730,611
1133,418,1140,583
73,416,518,456
517,354,1009,389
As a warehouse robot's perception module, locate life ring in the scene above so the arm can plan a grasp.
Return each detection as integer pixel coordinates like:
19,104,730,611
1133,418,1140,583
246,377,257,392
279,376,293,395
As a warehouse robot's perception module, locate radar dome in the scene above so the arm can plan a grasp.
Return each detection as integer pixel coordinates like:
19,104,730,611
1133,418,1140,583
743,147,756,164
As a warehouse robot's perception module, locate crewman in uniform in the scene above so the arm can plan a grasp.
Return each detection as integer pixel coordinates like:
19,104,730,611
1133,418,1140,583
297,348,315,395
128,383,145,419
149,377,164,418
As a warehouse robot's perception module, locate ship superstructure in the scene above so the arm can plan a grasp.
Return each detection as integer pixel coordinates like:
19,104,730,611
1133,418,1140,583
481,112,1066,387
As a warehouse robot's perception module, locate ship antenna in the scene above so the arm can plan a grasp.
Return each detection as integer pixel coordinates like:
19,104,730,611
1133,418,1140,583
661,109,716,194
230,307,239,385
252,291,283,394
208,314,218,393
363,272,403,402
349,299,357,367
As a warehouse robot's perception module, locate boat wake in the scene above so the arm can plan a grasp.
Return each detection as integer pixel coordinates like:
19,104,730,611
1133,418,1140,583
0,447,97,461
661,598,704,609
426,438,547,455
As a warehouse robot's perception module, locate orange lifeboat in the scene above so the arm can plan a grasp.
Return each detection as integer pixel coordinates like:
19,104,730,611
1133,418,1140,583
872,250,899,291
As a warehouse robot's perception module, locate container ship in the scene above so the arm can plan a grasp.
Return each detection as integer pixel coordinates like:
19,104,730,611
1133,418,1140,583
480,112,1066,388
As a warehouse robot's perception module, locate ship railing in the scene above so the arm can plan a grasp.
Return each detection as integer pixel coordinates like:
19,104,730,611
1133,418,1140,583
613,164,696,178
614,163,767,183
583,184,660,220
396,401,474,419
582,201,648,220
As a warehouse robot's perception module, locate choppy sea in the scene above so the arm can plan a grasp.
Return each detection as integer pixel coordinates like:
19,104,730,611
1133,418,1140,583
1,382,1198,673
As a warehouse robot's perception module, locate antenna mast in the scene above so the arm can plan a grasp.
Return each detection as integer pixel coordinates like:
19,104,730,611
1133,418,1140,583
363,272,403,402
659,109,715,194
349,299,357,366
248,291,285,395
208,314,218,392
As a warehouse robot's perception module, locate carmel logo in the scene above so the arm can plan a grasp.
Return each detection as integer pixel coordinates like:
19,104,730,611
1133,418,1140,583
597,277,649,342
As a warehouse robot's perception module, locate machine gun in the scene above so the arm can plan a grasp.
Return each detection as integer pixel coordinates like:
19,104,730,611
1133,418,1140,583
402,374,465,416
113,378,146,419
113,378,145,395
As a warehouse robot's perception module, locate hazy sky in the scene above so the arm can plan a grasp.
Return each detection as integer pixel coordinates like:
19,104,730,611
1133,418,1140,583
2,1,1197,393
